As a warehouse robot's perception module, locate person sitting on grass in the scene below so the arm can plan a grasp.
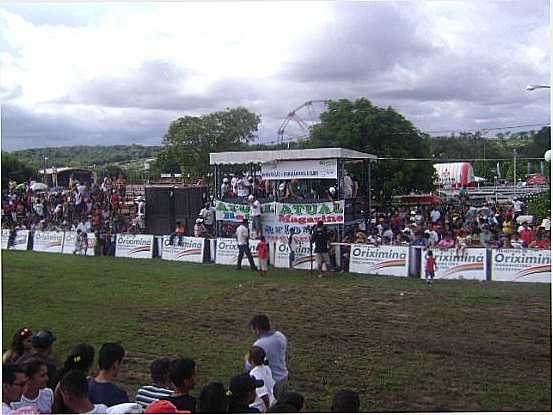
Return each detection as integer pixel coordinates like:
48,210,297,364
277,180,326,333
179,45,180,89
227,374,264,413
2,328,33,364
88,343,129,407
10,357,54,414
248,347,275,412
135,358,174,410
2,364,28,415
197,382,228,414
162,358,197,412
59,370,107,414
330,389,360,413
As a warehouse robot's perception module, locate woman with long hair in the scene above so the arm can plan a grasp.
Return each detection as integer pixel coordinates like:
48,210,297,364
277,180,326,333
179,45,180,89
2,327,33,364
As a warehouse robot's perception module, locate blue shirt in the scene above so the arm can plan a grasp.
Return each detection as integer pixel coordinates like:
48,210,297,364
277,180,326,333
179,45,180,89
88,378,129,407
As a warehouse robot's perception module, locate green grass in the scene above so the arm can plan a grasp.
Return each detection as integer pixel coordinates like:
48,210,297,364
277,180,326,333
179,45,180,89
2,251,551,412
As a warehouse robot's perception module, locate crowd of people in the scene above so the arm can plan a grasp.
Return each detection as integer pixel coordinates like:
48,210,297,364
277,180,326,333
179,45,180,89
2,315,361,414
2,176,146,255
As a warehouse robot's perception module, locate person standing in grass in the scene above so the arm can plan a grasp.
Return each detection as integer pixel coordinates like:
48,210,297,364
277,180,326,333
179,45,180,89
310,220,333,278
236,219,257,272
256,236,269,276
161,358,197,413
135,358,174,410
424,250,437,285
88,343,129,407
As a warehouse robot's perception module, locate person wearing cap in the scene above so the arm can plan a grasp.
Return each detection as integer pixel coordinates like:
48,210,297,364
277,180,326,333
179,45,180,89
3,328,33,364
2,364,28,415
145,399,190,414
236,219,257,272
246,315,288,402
30,330,57,389
135,358,174,410
227,374,264,413
248,195,262,236
193,218,206,238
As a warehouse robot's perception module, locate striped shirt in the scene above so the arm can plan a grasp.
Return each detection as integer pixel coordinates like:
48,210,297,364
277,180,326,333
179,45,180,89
135,385,174,409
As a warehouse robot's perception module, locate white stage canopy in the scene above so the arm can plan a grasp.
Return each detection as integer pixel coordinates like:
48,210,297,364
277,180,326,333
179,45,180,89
209,148,376,165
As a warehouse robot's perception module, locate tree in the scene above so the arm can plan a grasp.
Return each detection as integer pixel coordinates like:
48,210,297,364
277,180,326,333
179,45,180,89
1,152,37,187
309,98,435,199
162,107,261,178
149,149,182,177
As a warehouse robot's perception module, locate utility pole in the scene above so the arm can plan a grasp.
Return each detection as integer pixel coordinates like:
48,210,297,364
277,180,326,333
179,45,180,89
513,149,517,197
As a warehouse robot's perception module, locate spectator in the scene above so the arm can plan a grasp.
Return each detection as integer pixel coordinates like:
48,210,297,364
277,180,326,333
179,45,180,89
278,392,304,412
2,364,28,415
330,389,360,413
518,222,534,248
145,399,190,414
266,403,296,413
2,328,33,364
311,220,333,278
236,219,257,272
197,382,228,414
88,343,129,407
29,330,57,389
135,358,174,410
221,178,232,199
163,358,197,412
256,236,269,276
59,370,107,414
455,229,467,256
247,346,275,412
199,203,216,236
228,374,263,414
11,357,53,414
424,250,437,285
193,218,206,238
248,195,262,237
246,315,288,401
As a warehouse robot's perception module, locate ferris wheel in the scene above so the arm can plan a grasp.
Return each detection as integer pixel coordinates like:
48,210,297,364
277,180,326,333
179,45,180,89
277,100,329,146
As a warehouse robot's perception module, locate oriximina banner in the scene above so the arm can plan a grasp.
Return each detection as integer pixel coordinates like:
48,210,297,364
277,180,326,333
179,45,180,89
492,249,551,283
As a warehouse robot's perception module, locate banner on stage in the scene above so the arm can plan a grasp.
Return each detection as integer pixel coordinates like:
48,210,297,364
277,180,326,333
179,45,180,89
215,201,275,222
33,231,64,253
261,159,337,180
115,234,154,259
161,236,205,263
215,238,259,267
491,249,551,283
350,244,409,277
420,248,486,281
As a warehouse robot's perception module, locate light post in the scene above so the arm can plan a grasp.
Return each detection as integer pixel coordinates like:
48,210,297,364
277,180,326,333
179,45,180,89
526,84,551,91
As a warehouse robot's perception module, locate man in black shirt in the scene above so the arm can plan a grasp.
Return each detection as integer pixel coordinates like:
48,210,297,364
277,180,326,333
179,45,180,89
310,220,333,278
162,358,197,412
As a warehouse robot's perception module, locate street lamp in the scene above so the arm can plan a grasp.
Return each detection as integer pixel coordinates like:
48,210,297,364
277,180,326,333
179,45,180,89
526,84,551,91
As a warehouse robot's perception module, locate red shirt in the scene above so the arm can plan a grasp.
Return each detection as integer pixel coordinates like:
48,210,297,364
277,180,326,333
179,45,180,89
519,228,533,246
425,256,436,272
256,241,268,260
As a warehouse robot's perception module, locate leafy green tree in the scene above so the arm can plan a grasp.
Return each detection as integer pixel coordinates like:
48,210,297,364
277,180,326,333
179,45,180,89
1,152,37,187
162,107,261,179
309,98,434,199
150,149,182,177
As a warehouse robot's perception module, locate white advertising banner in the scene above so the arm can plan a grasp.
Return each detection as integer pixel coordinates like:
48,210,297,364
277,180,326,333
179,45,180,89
261,159,337,180
33,231,64,253
1,229,9,249
349,244,409,277
215,238,259,267
274,240,315,270
87,233,96,256
161,236,205,263
11,230,30,251
62,231,94,255
115,234,154,259
491,249,551,283
419,248,487,281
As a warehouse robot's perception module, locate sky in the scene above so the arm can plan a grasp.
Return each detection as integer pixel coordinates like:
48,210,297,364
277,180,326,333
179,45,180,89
0,1,550,151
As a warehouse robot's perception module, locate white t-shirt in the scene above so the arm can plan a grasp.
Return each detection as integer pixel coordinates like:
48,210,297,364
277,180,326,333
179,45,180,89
236,179,250,197
249,365,276,412
236,224,249,245
513,200,524,212
251,201,261,217
200,207,215,225
11,388,53,414
3,403,12,415
88,404,108,414
430,209,441,222
343,175,353,198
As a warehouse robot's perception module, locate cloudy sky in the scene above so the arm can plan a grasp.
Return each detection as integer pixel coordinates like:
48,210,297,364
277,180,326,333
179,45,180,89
1,1,550,151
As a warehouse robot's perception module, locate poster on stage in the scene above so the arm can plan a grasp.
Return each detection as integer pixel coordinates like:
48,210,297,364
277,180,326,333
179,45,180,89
420,248,486,281
215,238,259,267
115,234,154,259
349,244,409,277
261,159,337,180
215,201,275,222
161,236,205,263
1,229,10,249
33,231,64,253
491,249,551,283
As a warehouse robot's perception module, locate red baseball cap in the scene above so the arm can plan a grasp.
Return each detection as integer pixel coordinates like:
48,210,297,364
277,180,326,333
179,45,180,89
144,400,191,414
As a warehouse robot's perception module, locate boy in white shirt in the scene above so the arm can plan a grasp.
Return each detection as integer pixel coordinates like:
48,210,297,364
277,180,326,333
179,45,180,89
248,346,275,412
10,358,53,414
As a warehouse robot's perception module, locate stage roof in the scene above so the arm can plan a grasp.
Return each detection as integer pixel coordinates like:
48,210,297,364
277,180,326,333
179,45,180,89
209,148,376,165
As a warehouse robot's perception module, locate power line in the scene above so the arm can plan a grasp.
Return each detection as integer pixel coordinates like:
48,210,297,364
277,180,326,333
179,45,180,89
376,157,546,162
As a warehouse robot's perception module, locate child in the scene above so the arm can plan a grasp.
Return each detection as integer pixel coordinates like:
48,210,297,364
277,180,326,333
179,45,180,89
425,250,437,285
248,346,275,412
256,236,269,276
455,229,467,257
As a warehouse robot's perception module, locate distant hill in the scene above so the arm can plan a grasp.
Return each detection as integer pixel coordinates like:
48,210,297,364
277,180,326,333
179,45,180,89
9,144,162,169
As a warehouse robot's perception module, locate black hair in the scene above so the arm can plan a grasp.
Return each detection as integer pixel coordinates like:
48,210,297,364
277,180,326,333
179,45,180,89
249,315,271,332
98,343,125,371
169,358,196,388
249,346,266,366
279,392,305,412
10,328,32,357
52,343,95,387
331,389,360,412
21,357,47,378
2,364,23,384
198,382,228,413
150,357,171,385
268,403,297,413
60,370,88,398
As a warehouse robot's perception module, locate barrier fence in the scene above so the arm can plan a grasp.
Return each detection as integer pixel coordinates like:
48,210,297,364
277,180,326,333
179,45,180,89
1,230,550,284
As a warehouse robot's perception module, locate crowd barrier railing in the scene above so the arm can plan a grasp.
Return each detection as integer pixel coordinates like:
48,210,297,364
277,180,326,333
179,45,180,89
1,230,550,283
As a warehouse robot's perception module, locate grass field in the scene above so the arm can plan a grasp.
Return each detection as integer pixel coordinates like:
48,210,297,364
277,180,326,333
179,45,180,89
2,251,551,412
